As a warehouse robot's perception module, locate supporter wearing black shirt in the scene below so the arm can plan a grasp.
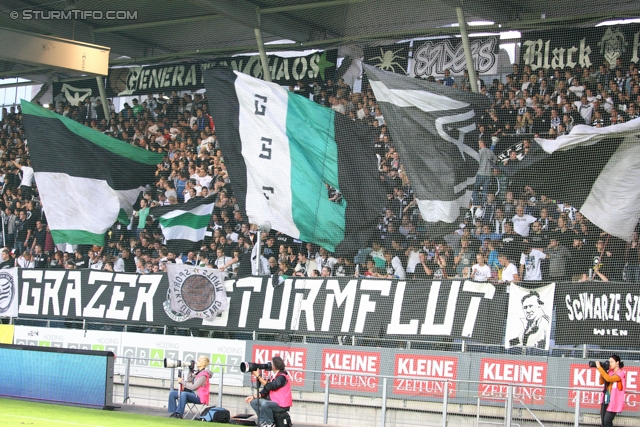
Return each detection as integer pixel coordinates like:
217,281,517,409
570,238,591,279
0,248,13,269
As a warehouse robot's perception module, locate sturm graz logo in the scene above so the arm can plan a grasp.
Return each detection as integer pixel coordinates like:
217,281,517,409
163,287,190,323
0,271,15,314
165,265,228,321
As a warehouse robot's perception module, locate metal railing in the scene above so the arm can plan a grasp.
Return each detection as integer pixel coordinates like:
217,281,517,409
9,316,640,360
115,356,640,427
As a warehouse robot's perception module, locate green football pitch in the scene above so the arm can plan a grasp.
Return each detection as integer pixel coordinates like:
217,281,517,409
0,397,222,427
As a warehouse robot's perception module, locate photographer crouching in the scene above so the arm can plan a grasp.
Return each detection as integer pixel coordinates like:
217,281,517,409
167,356,212,419
245,356,292,427
593,355,626,427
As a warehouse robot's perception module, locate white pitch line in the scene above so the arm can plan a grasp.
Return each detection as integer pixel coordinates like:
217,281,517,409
3,413,106,427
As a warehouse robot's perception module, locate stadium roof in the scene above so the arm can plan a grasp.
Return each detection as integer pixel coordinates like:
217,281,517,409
0,0,639,82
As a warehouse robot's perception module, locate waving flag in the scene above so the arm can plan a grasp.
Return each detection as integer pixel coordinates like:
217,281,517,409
149,197,216,254
204,66,385,255
364,64,491,224
21,100,163,246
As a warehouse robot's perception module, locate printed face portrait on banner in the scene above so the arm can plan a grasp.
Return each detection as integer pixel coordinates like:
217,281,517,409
505,283,555,350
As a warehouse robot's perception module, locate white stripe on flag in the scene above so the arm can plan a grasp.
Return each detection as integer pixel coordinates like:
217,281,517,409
157,202,214,219
234,71,301,239
536,117,640,154
416,191,472,223
580,135,640,242
35,172,141,234
369,80,469,112
160,224,208,242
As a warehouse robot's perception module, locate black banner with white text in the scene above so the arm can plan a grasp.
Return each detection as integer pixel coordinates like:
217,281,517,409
519,24,640,71
16,271,506,343
555,281,640,346
17,270,639,347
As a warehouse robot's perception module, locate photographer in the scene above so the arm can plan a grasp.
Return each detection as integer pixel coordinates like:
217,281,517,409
245,356,292,427
167,356,212,419
596,355,626,427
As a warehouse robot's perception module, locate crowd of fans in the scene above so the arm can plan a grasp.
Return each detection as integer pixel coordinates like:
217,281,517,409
0,59,639,284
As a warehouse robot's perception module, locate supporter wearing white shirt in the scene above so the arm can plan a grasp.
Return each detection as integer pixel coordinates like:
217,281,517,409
519,247,547,281
498,252,520,283
471,253,492,282
512,206,536,237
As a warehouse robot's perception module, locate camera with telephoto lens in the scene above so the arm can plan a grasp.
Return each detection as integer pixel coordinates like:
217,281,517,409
164,358,195,371
240,361,272,373
588,360,610,370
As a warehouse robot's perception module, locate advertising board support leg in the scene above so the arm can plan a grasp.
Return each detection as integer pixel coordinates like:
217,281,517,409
574,390,580,427
505,385,513,427
123,357,132,403
324,374,330,424
381,378,387,427
442,380,449,427
218,368,224,408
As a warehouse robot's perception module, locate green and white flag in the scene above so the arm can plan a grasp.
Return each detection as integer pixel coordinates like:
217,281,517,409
149,197,216,253
204,67,385,255
21,100,163,246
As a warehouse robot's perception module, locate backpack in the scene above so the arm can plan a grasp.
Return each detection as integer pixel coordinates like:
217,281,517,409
197,406,231,423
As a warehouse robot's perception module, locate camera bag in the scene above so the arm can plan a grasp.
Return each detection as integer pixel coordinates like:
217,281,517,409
274,410,293,427
197,406,231,423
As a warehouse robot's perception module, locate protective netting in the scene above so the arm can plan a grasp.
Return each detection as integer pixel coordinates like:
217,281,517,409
2,5,640,420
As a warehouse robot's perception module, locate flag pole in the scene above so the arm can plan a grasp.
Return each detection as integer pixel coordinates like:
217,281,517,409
456,6,478,93
254,222,271,275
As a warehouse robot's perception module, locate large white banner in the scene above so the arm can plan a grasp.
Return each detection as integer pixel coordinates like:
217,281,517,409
13,326,245,386
505,283,555,350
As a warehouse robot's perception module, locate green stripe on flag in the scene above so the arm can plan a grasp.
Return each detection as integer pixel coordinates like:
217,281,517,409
117,208,130,225
20,100,163,165
158,212,211,230
51,229,106,246
285,92,345,251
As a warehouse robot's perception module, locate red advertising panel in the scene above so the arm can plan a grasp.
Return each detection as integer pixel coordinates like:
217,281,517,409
251,345,307,386
394,354,458,397
479,358,548,405
321,349,380,392
569,364,640,411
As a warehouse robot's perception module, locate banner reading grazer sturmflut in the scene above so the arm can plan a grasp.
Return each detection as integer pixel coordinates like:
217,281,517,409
555,281,640,347
15,270,507,343
166,264,228,321
519,23,640,71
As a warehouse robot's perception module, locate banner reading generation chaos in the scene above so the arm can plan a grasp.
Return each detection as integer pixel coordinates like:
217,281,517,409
519,23,640,71
106,50,337,97
16,270,507,344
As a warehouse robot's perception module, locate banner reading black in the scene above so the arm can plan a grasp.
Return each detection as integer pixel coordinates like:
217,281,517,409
555,281,640,346
106,50,337,97
519,24,640,72
16,270,506,344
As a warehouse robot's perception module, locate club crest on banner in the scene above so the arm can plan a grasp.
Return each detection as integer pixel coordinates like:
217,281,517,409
166,264,228,321
0,268,19,318
598,27,628,67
